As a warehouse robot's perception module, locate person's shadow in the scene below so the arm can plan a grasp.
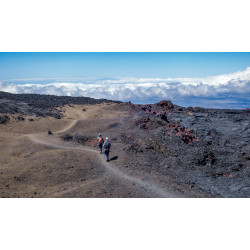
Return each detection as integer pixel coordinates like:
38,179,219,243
109,156,118,161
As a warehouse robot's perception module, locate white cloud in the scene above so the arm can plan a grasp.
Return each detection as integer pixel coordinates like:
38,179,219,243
0,80,18,94
1,68,250,108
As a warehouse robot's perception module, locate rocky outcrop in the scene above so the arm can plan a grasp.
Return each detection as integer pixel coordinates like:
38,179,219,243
128,101,250,197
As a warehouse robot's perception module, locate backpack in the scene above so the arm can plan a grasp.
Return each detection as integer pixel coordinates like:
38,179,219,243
98,137,103,144
104,141,110,150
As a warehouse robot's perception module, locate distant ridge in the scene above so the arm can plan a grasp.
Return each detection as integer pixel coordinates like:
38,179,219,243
0,91,120,118
0,91,120,108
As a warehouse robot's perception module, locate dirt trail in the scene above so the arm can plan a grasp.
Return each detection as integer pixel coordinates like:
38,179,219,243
26,118,180,197
57,120,77,133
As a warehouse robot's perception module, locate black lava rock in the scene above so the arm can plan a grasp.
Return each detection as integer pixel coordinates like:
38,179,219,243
0,91,119,119
0,115,10,124
16,116,25,121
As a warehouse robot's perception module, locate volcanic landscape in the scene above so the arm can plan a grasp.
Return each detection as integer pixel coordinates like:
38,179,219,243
0,91,249,198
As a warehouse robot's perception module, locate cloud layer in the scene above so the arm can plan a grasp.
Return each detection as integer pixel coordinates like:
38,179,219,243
1,67,250,109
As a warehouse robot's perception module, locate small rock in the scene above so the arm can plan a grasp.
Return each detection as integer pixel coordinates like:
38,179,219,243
0,115,10,124
63,134,73,141
48,130,53,135
14,176,21,181
16,116,25,121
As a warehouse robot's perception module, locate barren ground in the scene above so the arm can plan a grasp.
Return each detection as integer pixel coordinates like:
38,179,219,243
0,102,212,198
1,92,249,198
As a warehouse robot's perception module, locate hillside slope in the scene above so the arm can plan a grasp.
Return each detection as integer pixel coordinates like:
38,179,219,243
0,92,249,197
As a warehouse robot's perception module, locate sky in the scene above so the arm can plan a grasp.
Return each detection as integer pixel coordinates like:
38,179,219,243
0,52,250,109
1,52,250,79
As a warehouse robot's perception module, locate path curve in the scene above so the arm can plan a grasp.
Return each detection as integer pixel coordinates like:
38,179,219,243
26,119,177,197
57,120,77,133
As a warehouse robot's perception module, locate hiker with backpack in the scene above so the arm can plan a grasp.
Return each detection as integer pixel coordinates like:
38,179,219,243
97,133,104,153
103,137,111,162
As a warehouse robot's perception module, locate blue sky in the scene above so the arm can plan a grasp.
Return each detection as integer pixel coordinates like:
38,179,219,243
0,53,250,109
1,52,250,79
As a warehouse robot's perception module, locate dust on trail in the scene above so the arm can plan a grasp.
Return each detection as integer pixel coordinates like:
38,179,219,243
26,119,179,198
57,120,77,133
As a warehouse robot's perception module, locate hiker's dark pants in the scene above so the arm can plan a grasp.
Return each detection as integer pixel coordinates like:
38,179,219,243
98,143,103,153
104,150,110,161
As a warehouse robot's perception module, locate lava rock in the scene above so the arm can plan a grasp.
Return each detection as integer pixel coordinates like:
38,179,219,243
0,115,10,124
16,116,25,121
160,113,168,122
0,91,119,119
63,134,73,141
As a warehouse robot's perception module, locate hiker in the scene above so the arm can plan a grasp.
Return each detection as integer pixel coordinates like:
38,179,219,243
103,137,111,162
97,133,104,153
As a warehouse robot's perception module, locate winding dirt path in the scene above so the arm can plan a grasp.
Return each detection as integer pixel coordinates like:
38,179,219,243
26,119,179,197
57,120,77,133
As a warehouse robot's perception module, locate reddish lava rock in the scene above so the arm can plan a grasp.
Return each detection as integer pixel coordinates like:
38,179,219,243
137,117,152,130
157,100,174,110
165,123,198,145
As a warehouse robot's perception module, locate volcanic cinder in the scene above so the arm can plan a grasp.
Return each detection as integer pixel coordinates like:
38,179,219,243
0,91,249,198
